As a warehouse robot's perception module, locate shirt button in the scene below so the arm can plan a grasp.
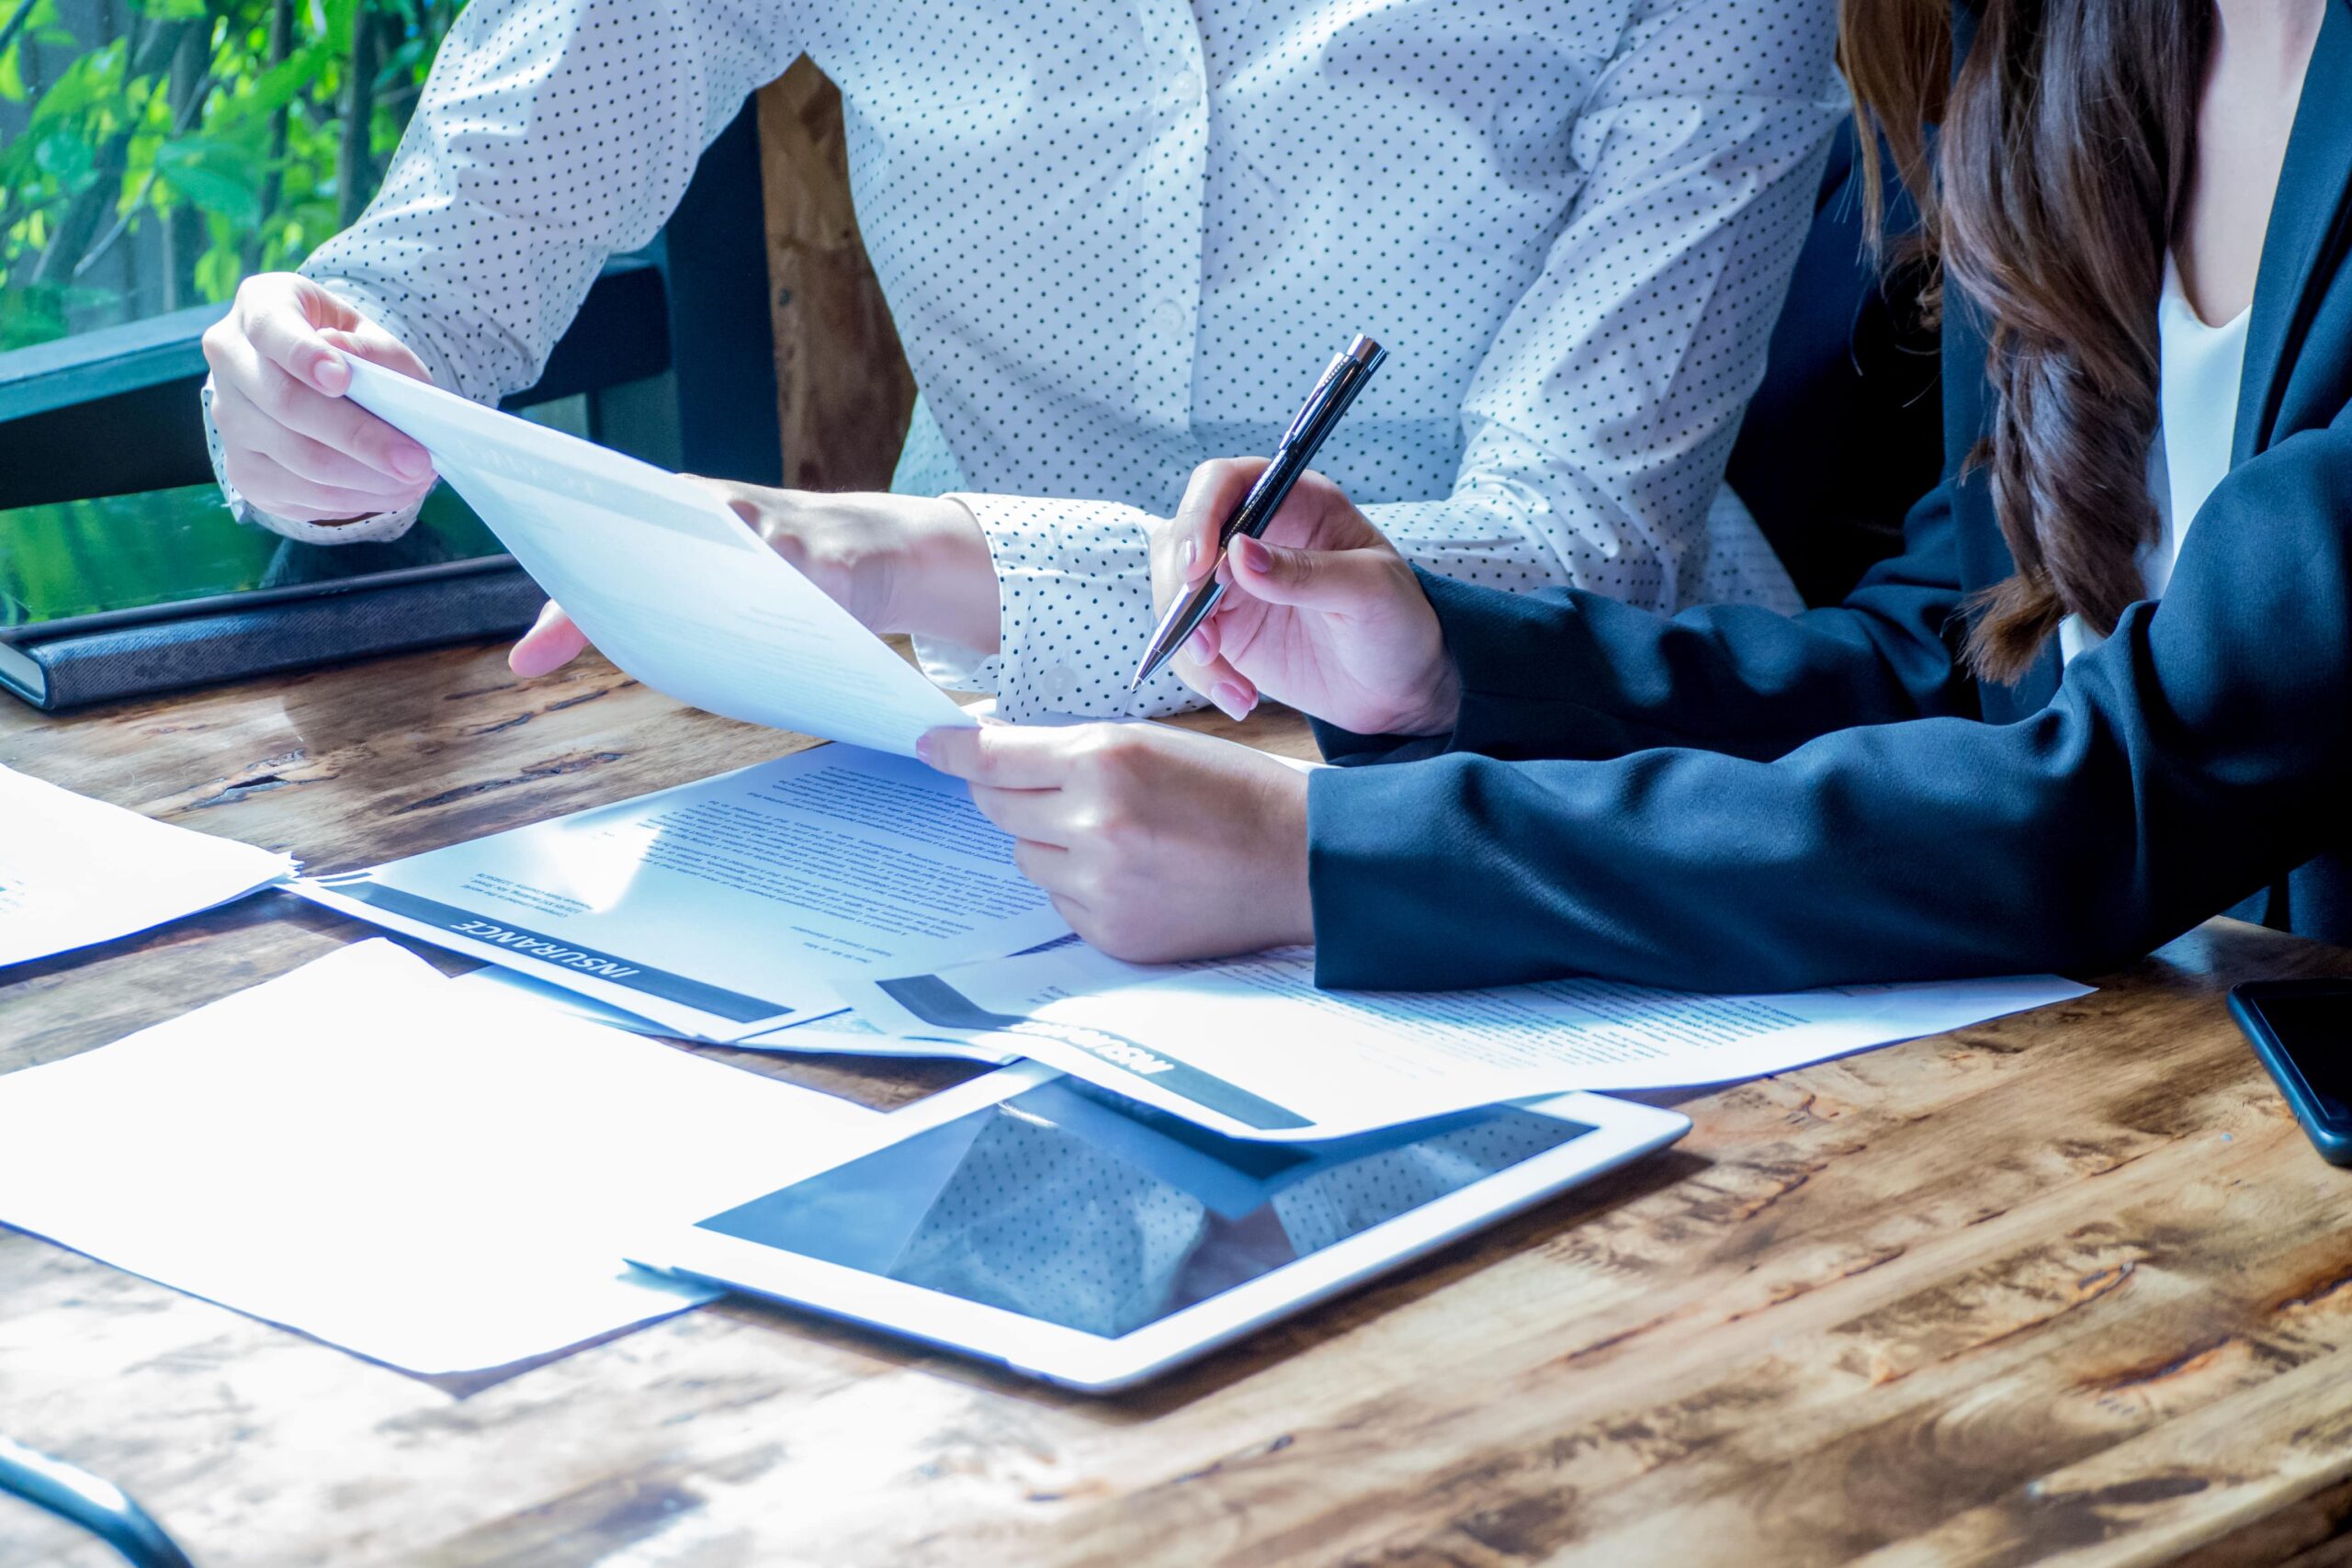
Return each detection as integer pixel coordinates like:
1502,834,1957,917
1173,62,1204,97
1041,665,1080,707
1153,299,1189,340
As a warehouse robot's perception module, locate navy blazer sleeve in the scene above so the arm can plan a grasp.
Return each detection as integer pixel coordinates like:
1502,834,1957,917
1307,414,2352,993
1314,474,1977,769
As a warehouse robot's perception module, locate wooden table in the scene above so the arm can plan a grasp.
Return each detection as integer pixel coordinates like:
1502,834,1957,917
6,642,2352,1567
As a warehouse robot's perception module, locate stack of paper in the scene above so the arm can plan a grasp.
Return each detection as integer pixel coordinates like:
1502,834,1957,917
0,763,293,970
839,944,2094,1142
0,941,880,1374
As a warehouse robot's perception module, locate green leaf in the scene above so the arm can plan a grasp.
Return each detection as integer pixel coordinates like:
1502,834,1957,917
205,38,330,132
32,125,93,182
120,129,155,183
0,0,463,350
0,285,72,353
321,0,358,51
154,134,265,225
24,41,123,125
194,234,241,301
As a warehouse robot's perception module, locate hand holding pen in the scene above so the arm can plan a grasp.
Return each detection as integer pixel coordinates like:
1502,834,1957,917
1151,458,1458,734
1132,336,1387,694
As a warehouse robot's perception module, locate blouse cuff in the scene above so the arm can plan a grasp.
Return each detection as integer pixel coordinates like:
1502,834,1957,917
947,491,1204,722
201,379,425,545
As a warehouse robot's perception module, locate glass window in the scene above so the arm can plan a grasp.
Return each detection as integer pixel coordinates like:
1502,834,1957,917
0,0,461,353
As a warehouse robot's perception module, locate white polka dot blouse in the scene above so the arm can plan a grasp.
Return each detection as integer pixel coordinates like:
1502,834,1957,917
207,0,1843,722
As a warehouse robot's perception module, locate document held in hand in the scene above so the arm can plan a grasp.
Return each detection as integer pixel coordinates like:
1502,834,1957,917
339,357,973,758
839,944,2095,1142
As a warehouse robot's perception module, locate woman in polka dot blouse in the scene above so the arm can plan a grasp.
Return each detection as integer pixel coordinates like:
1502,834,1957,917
200,0,1843,723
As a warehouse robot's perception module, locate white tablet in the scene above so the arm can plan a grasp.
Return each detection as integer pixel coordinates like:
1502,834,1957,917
630,1064,1688,1391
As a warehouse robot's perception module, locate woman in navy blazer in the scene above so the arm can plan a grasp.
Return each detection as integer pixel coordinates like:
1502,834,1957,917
921,0,2352,994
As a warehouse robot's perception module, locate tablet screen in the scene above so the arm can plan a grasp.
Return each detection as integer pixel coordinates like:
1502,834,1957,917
0,482,506,633
694,1078,1593,1338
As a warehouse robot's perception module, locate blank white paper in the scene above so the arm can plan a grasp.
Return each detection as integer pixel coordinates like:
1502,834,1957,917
0,764,294,970
0,941,881,1374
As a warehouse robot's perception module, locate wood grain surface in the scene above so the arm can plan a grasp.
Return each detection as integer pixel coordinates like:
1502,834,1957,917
4,639,2352,1567
755,60,918,493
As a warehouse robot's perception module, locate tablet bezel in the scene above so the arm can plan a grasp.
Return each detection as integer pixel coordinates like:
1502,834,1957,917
628,1063,1689,1392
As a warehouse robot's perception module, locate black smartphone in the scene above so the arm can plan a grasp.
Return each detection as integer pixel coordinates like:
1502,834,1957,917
2228,979,2352,1167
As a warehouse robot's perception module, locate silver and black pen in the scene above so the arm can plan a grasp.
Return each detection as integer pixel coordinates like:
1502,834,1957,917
1129,334,1387,691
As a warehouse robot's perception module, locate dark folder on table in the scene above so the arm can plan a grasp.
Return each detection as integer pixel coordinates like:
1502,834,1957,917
0,485,545,710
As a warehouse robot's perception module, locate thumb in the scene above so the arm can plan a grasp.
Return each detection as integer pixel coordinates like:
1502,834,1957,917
319,324,435,388
1227,532,1386,612
510,601,591,677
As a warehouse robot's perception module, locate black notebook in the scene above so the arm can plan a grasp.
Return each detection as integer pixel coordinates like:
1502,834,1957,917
0,485,546,710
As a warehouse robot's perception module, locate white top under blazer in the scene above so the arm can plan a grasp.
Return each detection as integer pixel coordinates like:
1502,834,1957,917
2061,255,2255,664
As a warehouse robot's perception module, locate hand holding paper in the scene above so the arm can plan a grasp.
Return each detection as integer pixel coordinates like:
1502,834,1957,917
339,358,974,757
917,719,1316,962
511,479,1002,678
201,275,440,520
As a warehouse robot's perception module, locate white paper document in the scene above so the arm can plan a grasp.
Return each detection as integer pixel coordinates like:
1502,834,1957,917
0,764,294,969
840,944,2094,1142
0,941,879,1375
295,744,1070,1042
341,357,972,757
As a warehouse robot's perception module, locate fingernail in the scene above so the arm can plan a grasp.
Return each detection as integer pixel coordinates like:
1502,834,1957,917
914,732,935,765
392,445,432,481
1212,682,1250,722
1187,627,1213,661
1182,536,1197,568
312,349,348,392
1235,536,1270,573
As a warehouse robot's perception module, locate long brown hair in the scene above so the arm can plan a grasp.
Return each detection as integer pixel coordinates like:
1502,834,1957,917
1842,0,2214,682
